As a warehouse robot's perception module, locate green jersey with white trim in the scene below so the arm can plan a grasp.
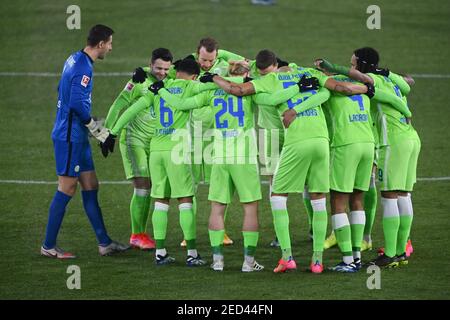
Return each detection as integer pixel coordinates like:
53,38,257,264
326,75,374,147
251,65,330,146
151,79,217,151
368,73,414,146
105,67,157,147
158,77,301,160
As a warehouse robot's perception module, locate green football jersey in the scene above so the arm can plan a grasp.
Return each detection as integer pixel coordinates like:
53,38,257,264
326,75,374,147
191,56,232,133
368,73,413,146
187,87,257,160
151,79,217,151
105,67,158,147
159,77,302,159
385,72,420,141
251,65,330,146
252,63,329,130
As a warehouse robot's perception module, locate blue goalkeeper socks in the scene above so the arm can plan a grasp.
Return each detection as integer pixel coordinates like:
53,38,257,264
43,190,72,249
81,190,111,246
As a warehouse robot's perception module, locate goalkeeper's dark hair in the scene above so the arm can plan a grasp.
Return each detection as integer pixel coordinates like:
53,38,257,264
87,24,114,47
256,49,277,70
353,47,379,73
176,58,200,76
151,48,173,63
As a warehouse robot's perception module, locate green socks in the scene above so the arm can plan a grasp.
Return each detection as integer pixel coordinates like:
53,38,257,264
243,231,259,258
209,229,225,255
271,196,292,260
311,198,328,264
303,191,314,233
350,210,366,260
332,213,353,264
363,182,377,240
397,195,413,255
179,203,196,249
152,202,169,249
381,197,400,258
130,188,150,234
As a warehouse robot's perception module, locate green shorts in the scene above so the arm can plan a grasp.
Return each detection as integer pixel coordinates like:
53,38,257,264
208,158,262,204
119,141,150,179
191,138,213,185
149,150,194,199
330,143,375,193
272,138,330,194
261,128,284,175
378,135,421,192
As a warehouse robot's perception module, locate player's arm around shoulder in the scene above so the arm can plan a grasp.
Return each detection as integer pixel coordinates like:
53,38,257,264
110,92,156,136
159,87,209,111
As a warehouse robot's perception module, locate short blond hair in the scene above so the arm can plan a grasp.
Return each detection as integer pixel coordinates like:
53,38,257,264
228,60,250,76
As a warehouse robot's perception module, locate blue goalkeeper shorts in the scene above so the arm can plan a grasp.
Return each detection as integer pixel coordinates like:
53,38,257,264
53,139,95,177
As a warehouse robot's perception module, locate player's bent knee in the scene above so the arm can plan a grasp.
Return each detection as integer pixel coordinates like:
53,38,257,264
57,176,78,196
132,177,151,189
178,196,193,203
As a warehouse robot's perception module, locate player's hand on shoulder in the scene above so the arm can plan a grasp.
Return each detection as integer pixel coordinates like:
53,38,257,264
282,109,297,129
149,80,165,95
314,58,325,69
364,82,375,98
373,68,390,77
132,67,147,84
297,75,320,92
199,72,217,83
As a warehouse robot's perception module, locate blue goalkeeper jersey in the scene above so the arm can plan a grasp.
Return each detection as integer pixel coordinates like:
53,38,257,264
52,50,94,143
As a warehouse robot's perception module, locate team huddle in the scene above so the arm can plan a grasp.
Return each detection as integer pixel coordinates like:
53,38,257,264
42,25,420,274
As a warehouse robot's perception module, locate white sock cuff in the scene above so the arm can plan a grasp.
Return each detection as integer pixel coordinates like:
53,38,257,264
134,188,150,197
332,213,349,230
381,197,399,218
154,202,169,211
179,202,193,210
350,210,366,225
303,186,310,200
270,196,287,210
397,196,413,216
310,198,326,212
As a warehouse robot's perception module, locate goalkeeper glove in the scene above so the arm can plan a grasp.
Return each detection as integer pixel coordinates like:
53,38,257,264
149,80,164,94
297,75,320,92
85,118,109,143
100,133,116,158
199,72,217,83
364,83,375,98
132,67,147,83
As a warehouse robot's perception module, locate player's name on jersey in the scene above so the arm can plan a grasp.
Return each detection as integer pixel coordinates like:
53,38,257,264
349,114,369,122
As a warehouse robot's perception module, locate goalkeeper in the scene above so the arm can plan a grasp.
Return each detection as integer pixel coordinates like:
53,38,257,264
41,25,129,259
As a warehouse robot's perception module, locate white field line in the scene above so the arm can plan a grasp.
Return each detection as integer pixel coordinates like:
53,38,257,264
1,72,450,79
0,177,449,185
